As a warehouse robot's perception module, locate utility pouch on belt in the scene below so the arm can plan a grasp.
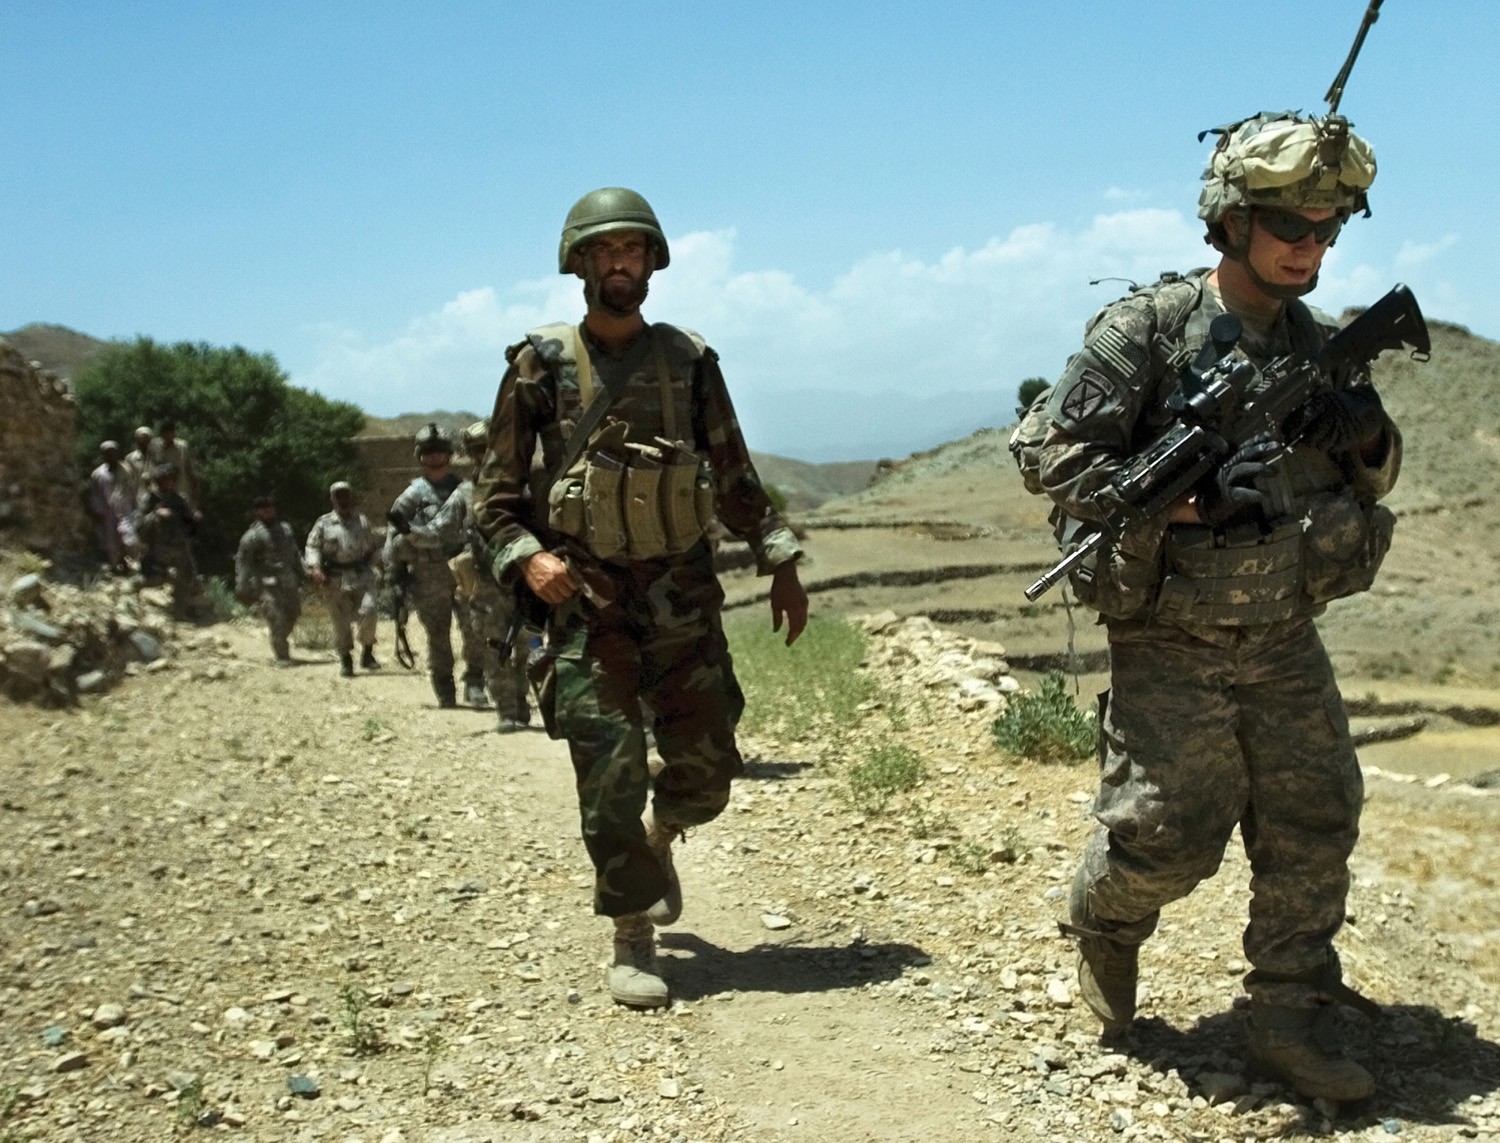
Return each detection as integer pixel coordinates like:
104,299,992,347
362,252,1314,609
1154,519,1306,626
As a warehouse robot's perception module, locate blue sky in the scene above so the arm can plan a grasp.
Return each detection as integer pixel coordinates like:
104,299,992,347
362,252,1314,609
3,1,1491,460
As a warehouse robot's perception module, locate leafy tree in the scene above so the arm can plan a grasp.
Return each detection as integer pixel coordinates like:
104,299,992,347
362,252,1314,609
74,338,366,573
1017,376,1050,409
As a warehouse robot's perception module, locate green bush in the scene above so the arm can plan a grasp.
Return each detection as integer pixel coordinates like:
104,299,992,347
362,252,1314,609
846,743,924,814
992,671,1096,764
73,338,366,575
725,615,872,739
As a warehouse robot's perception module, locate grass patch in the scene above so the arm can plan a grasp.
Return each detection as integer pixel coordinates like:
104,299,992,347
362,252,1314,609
726,615,873,740
204,575,249,621
337,984,381,1056
992,671,1096,764
296,596,337,652
846,743,924,815
362,717,391,742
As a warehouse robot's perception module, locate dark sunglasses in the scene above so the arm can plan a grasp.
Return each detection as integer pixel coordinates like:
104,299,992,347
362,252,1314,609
1254,208,1345,245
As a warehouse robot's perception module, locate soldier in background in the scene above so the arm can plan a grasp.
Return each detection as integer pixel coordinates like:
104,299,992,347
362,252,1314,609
149,417,200,510
235,493,305,665
121,426,154,505
87,440,134,574
306,482,382,677
1038,112,1398,1101
384,425,471,708
408,419,532,731
135,463,212,621
474,188,807,1007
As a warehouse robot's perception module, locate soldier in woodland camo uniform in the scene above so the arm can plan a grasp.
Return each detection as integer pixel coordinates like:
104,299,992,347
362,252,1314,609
474,188,808,1008
408,419,533,730
306,482,382,677
235,494,305,664
1038,113,1399,1102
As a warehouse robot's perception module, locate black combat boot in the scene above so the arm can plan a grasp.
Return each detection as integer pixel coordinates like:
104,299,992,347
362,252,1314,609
340,653,354,678
360,647,380,670
433,675,457,709
1060,864,1137,1038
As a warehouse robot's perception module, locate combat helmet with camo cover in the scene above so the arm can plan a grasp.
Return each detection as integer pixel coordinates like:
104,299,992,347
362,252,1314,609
558,187,670,273
413,422,453,458
460,418,490,456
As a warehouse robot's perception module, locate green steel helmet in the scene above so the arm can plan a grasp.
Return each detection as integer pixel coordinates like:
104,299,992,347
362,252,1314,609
557,187,670,273
413,422,453,458
461,418,490,453
1198,111,1376,226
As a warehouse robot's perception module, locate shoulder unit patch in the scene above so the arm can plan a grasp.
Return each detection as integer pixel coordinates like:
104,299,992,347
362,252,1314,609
1060,369,1116,424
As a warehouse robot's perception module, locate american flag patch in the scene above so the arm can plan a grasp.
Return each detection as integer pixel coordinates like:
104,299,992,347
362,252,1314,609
1091,326,1145,380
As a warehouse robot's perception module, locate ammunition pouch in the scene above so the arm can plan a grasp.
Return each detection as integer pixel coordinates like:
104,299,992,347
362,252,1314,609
1154,519,1307,626
1300,491,1394,604
1060,514,1161,622
548,436,712,563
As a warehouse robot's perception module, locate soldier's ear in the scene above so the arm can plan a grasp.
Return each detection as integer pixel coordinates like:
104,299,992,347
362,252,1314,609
567,250,587,279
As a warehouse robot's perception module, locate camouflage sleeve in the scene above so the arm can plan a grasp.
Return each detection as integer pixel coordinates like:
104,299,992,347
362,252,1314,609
382,482,425,567
234,528,258,594
692,350,803,575
303,518,325,571
474,345,552,578
408,484,469,553
1037,295,1173,557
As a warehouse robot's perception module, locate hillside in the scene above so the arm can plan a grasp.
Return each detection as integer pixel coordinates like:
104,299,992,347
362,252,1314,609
1,323,110,382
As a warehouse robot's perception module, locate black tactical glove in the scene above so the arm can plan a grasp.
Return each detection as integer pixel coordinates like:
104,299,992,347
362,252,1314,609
386,508,411,535
1198,433,1281,524
1289,386,1386,452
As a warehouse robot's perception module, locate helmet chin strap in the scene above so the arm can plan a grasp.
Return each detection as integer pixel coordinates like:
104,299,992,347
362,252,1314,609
1209,212,1318,301
1243,260,1319,301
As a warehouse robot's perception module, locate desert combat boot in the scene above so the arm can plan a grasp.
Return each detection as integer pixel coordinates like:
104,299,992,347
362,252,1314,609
643,806,683,926
610,912,669,1008
1249,1002,1375,1102
1062,865,1137,1038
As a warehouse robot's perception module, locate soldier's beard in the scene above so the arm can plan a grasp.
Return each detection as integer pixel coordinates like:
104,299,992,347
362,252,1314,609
584,265,650,317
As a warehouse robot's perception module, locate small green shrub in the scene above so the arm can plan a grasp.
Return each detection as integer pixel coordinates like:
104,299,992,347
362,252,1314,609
204,576,249,620
847,743,924,814
361,717,391,742
992,672,1096,764
337,984,381,1056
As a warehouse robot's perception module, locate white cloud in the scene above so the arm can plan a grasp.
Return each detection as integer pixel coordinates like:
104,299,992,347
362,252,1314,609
296,208,1453,456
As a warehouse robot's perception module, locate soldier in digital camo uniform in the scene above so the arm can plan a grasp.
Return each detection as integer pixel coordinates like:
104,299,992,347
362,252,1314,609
384,425,481,709
1038,114,1400,1101
306,482,382,677
474,188,808,1007
407,419,534,731
234,494,305,665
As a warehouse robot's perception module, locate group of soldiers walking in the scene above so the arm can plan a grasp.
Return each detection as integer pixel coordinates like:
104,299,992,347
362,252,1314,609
229,424,533,730
78,41,1418,1099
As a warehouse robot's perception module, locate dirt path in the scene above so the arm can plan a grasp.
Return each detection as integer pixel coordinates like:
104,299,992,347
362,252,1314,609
5,618,1500,1142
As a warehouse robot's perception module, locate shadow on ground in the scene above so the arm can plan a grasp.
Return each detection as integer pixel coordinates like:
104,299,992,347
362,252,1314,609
1120,1002,1500,1131
659,931,928,1000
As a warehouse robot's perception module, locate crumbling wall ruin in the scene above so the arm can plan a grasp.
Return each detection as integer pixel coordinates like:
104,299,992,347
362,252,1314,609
0,336,89,557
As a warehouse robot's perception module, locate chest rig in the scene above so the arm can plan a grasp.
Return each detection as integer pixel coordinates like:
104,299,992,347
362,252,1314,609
528,322,715,564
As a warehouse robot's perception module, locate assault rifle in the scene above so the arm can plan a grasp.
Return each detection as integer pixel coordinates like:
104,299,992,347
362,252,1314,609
1023,283,1430,602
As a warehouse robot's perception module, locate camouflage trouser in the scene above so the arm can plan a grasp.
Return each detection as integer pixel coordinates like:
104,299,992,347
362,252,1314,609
463,582,530,719
1076,617,1362,1007
142,543,210,620
410,562,456,680
326,573,378,655
540,549,743,917
257,583,302,658
453,594,491,684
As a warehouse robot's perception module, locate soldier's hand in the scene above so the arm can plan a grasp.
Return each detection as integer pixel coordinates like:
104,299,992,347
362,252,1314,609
770,561,808,646
522,551,578,605
310,567,326,587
